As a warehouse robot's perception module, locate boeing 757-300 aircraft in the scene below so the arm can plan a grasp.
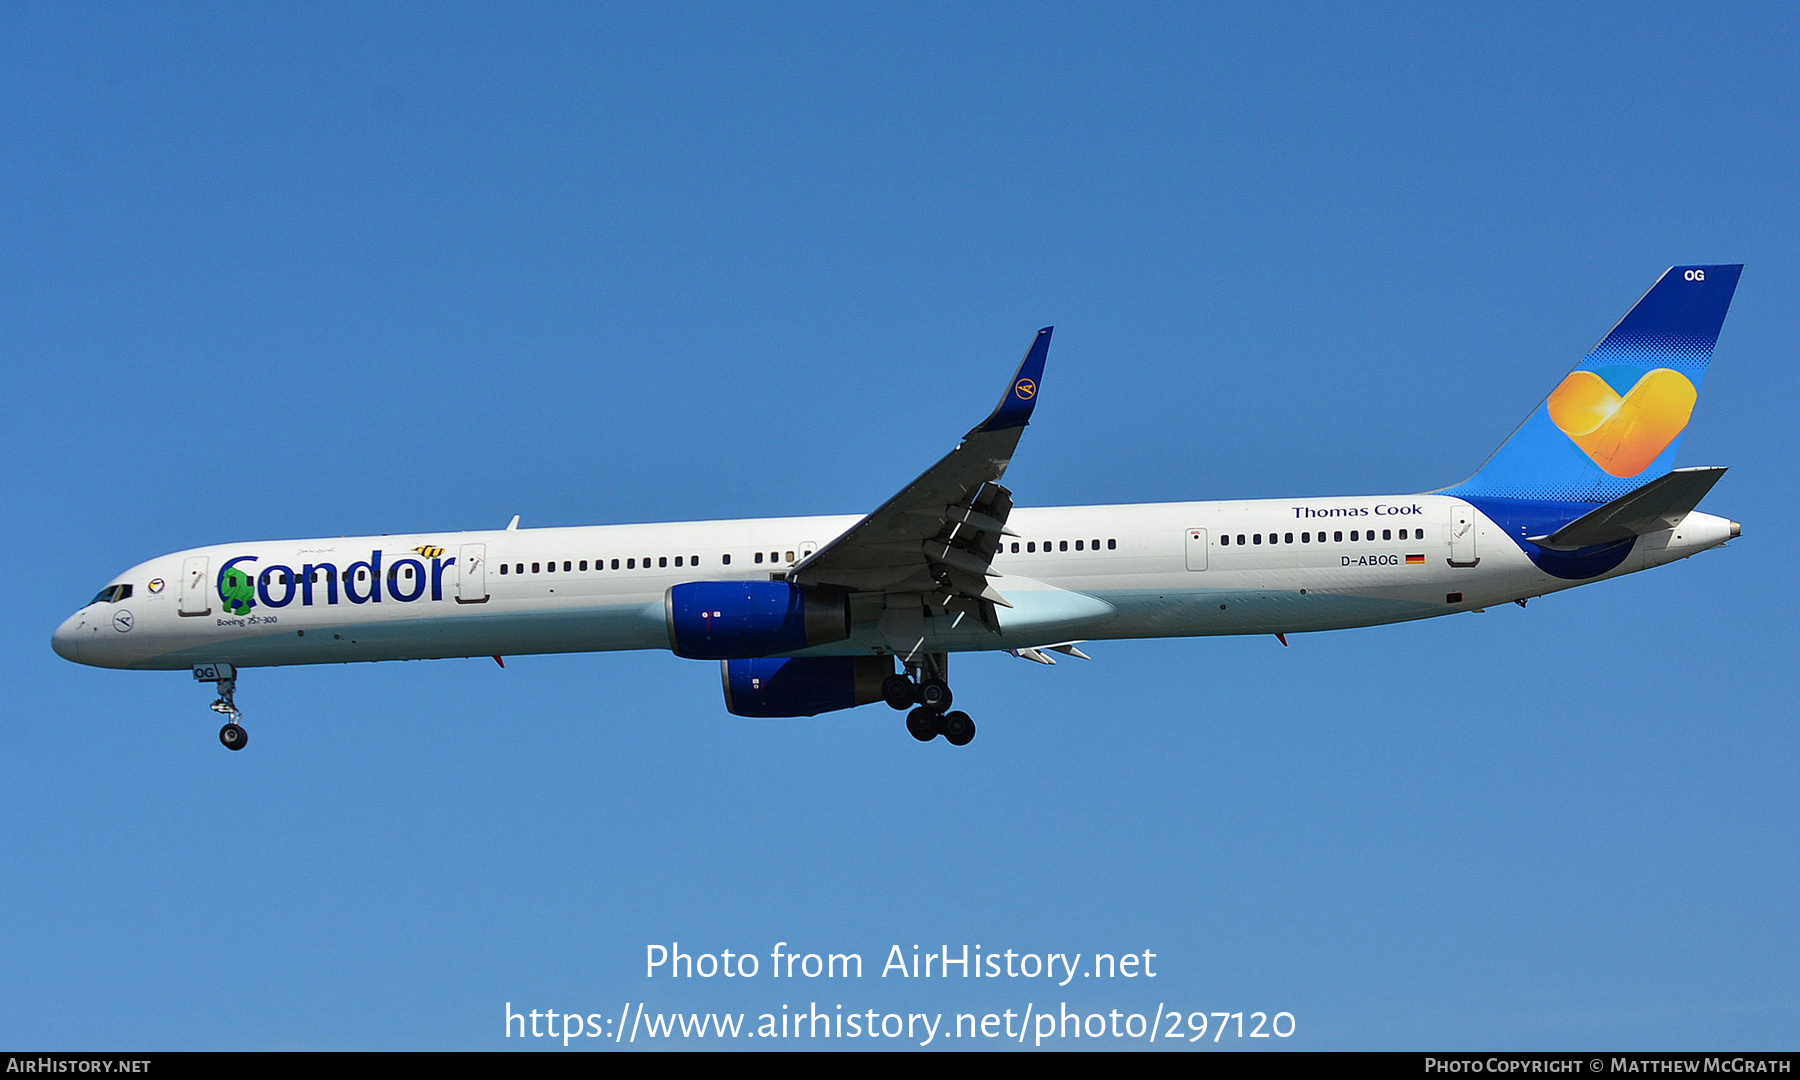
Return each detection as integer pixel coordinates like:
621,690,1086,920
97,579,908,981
55,266,1743,750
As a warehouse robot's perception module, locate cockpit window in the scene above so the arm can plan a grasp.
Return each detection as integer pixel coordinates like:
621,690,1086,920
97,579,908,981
89,584,133,605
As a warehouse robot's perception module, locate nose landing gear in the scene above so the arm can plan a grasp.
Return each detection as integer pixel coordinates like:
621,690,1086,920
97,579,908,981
887,654,975,746
195,663,247,751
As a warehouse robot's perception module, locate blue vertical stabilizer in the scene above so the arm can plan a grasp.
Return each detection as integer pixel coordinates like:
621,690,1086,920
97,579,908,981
1442,265,1741,504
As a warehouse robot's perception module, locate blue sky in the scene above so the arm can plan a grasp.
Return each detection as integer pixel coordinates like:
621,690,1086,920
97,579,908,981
4,4,1796,1050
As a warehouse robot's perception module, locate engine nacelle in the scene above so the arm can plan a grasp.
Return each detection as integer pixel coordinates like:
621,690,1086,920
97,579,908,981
666,580,851,660
721,656,895,717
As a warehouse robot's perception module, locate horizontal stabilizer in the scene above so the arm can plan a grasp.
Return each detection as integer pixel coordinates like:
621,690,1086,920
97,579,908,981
1529,467,1727,550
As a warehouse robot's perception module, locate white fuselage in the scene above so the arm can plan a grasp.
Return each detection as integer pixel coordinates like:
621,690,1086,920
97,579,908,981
52,494,1736,672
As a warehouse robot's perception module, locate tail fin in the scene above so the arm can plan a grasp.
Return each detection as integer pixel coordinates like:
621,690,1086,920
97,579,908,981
1442,265,1742,503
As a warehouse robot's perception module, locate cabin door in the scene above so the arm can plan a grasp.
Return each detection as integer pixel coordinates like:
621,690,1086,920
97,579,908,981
179,556,211,616
457,544,488,603
1449,505,1480,567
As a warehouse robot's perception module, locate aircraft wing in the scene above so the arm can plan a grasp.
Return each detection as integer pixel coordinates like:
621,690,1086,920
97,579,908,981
789,328,1052,629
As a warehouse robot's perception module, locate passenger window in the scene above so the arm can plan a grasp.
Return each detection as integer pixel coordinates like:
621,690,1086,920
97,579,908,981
1237,534,1246,545
691,555,699,565
546,562,555,573
1027,542,1036,553
1010,542,1020,553
1382,529,1391,541
1221,534,1230,546
1091,539,1099,549
1108,539,1116,550
1285,533,1293,544
515,564,524,575
722,554,730,566
1059,541,1068,552
755,552,764,564
500,564,509,575
562,561,571,572
532,563,540,573
1075,540,1084,551
611,559,620,570
1415,529,1424,539
1333,531,1343,542
659,557,668,568
627,559,635,569
1302,532,1311,543
675,556,683,567
580,561,588,571
785,551,794,563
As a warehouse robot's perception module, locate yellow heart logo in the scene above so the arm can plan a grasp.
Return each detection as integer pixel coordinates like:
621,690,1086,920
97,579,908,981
1546,367,1697,478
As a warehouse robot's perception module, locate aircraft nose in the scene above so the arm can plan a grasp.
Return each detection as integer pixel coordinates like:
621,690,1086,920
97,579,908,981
52,612,85,664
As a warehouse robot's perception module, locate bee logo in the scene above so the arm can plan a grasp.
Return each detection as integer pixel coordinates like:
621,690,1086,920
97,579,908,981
413,545,446,559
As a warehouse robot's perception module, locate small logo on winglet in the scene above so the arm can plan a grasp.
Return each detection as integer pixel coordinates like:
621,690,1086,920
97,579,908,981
1013,378,1037,400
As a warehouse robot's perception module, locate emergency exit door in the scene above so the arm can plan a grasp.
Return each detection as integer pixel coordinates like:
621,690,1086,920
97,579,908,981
1185,529,1209,570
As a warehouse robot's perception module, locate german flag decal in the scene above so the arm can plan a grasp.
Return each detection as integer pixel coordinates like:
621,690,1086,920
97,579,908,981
1406,553,1426,565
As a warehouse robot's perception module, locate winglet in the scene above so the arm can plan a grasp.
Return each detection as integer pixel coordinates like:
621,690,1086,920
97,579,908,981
971,327,1052,434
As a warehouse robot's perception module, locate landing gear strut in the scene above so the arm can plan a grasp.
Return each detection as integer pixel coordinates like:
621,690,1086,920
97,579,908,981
890,654,975,746
195,663,247,751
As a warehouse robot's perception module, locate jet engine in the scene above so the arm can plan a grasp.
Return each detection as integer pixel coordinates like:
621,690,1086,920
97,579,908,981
721,655,895,717
665,580,851,660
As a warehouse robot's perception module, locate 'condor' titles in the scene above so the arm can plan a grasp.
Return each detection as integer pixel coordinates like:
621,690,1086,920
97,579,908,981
218,551,458,614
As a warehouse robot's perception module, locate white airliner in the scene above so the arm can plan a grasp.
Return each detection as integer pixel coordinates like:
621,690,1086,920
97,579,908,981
55,266,1743,750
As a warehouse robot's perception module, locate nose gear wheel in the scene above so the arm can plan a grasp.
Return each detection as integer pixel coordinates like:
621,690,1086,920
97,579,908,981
197,665,250,751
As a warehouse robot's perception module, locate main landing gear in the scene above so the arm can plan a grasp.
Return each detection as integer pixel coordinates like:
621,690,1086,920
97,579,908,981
194,663,247,750
882,655,975,746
